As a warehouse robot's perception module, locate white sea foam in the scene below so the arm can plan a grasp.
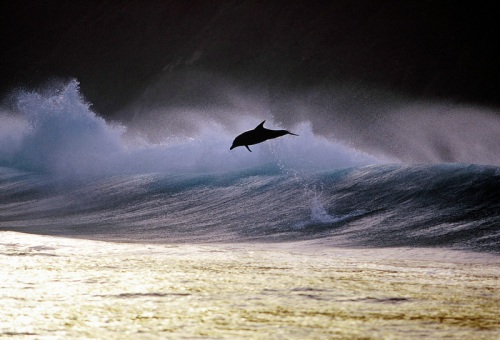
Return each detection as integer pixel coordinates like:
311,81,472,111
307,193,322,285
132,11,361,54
0,80,381,178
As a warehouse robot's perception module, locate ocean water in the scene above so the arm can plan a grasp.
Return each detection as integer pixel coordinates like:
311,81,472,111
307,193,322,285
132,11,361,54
2,232,500,339
1,80,500,338
1,80,498,252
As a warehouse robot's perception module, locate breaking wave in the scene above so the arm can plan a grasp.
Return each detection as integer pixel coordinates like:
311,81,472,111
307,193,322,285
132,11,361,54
0,81,498,254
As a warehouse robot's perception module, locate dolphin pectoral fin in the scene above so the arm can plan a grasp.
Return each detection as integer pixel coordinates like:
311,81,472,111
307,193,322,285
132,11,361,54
245,145,252,152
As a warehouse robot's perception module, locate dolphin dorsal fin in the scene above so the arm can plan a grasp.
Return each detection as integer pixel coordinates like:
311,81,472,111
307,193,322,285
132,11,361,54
255,121,266,130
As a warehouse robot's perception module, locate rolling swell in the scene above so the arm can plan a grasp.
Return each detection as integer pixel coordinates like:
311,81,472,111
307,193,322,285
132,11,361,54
1,164,499,253
0,80,498,253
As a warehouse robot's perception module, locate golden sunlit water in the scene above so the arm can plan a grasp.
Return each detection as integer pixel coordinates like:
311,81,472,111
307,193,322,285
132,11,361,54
1,231,499,339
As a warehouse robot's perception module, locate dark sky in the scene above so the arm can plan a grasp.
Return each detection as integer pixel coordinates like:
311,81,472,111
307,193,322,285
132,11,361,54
2,0,499,116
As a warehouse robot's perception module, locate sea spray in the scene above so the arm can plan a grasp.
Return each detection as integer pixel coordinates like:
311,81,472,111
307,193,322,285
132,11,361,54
2,81,497,252
4,80,125,176
1,80,381,178
310,195,338,223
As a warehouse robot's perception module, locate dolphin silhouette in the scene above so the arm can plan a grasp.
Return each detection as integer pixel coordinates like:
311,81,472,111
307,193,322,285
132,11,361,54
230,121,298,152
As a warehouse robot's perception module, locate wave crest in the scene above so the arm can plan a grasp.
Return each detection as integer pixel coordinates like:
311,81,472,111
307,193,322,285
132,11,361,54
0,80,381,178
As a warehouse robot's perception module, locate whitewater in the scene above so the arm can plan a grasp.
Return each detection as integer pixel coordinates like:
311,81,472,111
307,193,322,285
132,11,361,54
1,80,498,251
1,80,500,339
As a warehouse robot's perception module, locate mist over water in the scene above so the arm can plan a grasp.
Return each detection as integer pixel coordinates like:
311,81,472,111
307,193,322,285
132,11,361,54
0,80,381,179
2,74,499,184
0,80,498,252
123,70,500,167
1,6,499,338
2,2,499,168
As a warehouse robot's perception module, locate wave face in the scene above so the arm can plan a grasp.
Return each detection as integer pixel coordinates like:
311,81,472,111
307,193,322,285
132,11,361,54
1,164,499,253
0,81,499,253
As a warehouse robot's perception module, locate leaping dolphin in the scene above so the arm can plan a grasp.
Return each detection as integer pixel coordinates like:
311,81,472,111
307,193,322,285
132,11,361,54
230,121,298,152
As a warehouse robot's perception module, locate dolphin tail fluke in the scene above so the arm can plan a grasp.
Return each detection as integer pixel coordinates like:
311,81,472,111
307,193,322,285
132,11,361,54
287,131,299,136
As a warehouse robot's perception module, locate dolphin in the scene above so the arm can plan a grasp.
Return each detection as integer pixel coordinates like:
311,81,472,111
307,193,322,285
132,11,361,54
230,121,298,152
